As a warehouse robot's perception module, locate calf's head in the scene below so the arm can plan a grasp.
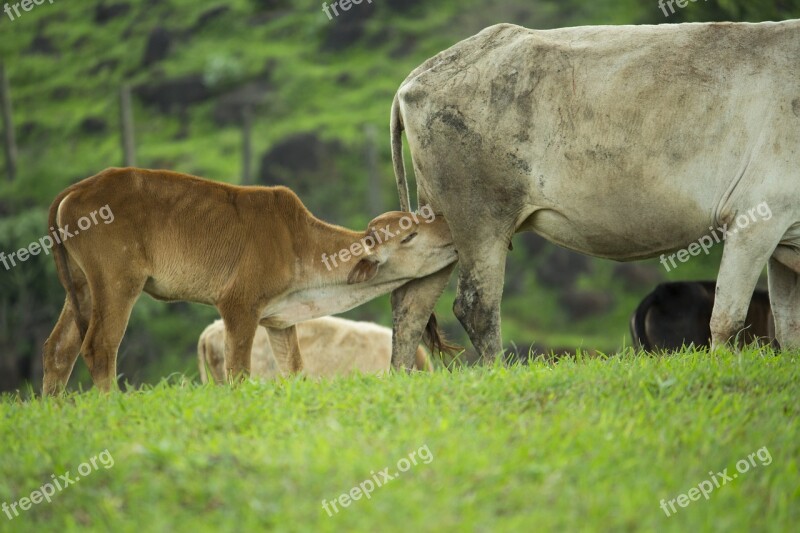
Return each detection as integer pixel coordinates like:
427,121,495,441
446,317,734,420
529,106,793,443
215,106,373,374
347,207,456,284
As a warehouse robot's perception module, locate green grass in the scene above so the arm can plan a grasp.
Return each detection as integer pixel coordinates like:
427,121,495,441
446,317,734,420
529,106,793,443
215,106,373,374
1,348,797,532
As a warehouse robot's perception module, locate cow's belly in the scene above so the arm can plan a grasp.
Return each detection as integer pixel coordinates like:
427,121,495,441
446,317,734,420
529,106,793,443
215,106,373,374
143,274,217,305
520,203,713,261
517,163,719,260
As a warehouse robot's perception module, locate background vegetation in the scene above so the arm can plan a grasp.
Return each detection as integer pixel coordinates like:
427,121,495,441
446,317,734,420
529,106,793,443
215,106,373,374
1,0,799,391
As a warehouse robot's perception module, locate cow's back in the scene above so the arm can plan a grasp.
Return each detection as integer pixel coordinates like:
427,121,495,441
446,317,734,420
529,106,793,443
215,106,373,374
297,316,393,376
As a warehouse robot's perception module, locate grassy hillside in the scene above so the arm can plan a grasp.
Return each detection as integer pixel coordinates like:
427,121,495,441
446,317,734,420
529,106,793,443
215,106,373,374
0,348,797,531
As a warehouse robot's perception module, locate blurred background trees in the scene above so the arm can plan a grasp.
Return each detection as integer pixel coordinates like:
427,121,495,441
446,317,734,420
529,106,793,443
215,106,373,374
1,0,798,391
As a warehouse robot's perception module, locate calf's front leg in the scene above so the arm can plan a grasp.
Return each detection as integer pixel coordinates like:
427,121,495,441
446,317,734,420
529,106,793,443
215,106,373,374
219,308,259,383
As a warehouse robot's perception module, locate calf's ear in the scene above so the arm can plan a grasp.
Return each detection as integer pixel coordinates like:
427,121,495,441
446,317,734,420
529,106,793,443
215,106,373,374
348,257,380,284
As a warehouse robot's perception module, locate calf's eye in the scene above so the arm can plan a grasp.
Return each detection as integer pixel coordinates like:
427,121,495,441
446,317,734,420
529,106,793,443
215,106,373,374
401,232,418,244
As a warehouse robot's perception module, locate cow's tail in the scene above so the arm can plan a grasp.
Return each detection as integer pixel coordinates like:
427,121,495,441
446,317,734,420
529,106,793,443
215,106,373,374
393,93,457,360
630,292,654,352
423,314,461,360
391,92,411,212
48,188,88,340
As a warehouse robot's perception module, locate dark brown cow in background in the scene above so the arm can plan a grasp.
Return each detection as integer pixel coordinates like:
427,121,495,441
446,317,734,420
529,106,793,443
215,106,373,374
630,282,776,351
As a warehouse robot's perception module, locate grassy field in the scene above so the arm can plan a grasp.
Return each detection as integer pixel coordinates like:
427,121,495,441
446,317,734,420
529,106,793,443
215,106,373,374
0,348,797,532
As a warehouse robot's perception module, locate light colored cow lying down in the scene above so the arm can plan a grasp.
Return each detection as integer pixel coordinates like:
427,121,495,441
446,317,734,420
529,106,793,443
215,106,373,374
198,316,432,383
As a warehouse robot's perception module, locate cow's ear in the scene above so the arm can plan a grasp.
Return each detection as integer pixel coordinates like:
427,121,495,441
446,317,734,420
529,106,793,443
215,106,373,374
347,257,380,284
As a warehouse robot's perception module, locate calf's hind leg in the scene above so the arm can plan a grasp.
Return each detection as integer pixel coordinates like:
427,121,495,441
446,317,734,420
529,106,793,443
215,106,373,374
80,275,144,392
43,266,92,395
42,298,85,395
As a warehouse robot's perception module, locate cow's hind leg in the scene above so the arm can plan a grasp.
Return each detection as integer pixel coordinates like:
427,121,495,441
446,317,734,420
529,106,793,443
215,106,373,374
80,275,144,392
711,224,781,349
453,240,509,363
391,264,456,370
768,246,800,350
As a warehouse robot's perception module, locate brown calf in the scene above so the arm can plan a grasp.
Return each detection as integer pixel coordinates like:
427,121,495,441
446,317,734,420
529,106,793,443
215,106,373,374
43,168,456,393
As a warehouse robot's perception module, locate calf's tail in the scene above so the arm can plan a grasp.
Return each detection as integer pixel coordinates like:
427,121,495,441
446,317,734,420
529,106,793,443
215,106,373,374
393,93,458,362
389,93,456,362
48,188,87,339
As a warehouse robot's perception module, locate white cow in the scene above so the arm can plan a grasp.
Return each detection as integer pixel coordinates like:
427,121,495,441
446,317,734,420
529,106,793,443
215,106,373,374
198,316,432,383
388,21,800,366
